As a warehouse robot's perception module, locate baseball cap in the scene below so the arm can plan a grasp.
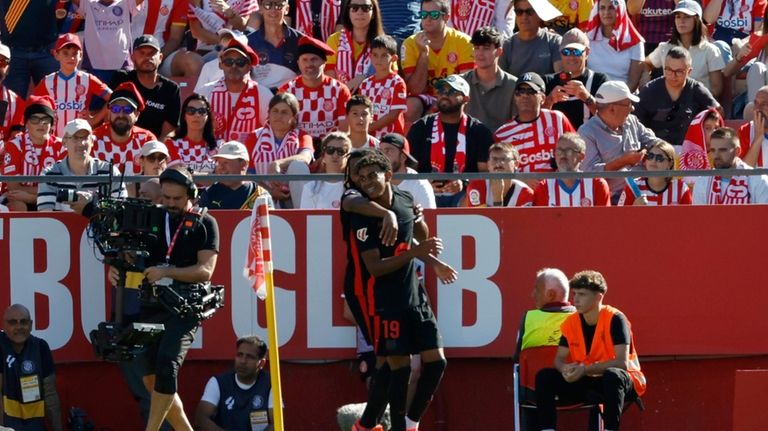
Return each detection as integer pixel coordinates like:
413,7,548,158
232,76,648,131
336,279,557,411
55,33,82,51
217,28,249,45
140,140,170,158
133,34,161,51
594,81,640,104
214,141,250,162
436,74,470,97
516,72,546,93
673,0,702,17
221,38,260,65
379,133,418,167
562,42,587,52
0,43,10,60
63,119,92,136
109,82,146,111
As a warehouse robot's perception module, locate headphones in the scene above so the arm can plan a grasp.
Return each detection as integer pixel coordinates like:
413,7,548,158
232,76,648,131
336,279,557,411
159,168,198,200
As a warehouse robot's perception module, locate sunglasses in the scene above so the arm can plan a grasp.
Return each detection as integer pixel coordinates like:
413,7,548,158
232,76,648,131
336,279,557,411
185,106,208,116
514,87,538,96
324,146,348,156
436,86,461,96
145,154,167,163
420,10,446,20
110,105,136,115
644,152,670,163
561,47,584,57
514,8,536,16
349,3,373,12
28,115,53,125
261,1,286,9
222,57,249,68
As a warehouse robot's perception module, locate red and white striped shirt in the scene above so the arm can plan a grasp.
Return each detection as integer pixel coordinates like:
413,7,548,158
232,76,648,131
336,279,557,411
280,76,351,139
618,177,692,206
450,0,497,38
533,178,611,207
465,178,534,207
33,70,111,137
358,73,407,139
2,134,65,185
244,125,313,174
295,0,340,41
165,137,218,174
0,85,23,142
494,109,575,173
200,78,271,143
131,0,187,47
92,124,158,175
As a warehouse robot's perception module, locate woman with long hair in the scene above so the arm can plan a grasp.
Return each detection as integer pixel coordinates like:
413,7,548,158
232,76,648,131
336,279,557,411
646,2,725,97
619,140,692,205
165,94,219,175
300,132,351,209
325,0,385,91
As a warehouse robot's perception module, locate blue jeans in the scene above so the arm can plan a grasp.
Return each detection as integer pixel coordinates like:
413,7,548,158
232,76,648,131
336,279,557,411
5,46,59,98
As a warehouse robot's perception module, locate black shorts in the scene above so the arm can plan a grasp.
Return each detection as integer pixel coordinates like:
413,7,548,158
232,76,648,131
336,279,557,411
374,302,443,356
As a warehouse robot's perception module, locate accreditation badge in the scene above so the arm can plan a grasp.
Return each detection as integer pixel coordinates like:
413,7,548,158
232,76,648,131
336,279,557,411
20,374,41,402
250,410,268,431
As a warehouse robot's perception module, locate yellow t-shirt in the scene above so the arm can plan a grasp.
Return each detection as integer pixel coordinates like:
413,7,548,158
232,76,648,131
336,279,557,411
401,27,474,95
547,0,593,29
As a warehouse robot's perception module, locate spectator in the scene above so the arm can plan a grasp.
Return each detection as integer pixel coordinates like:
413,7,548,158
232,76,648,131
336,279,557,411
635,47,720,146
110,35,181,140
0,2,58,98
244,92,313,208
447,0,516,39
279,36,351,143
739,86,768,167
198,38,272,143
346,95,379,151
378,0,421,43
291,0,341,41
462,26,518,132
408,74,493,207
165,94,220,175
33,33,111,137
37,119,126,213
247,1,304,91
533,132,611,206
627,0,676,57
584,0,645,91
693,126,768,203
465,142,534,207
0,43,27,142
535,270,646,431
2,96,65,211
645,1,725,98
92,82,158,175
728,6,768,115
494,72,575,187
136,140,171,198
680,107,724,171
73,0,144,84
0,304,64,431
543,29,608,129
401,0,475,124
198,141,273,210
188,0,259,55
618,140,693,205
579,81,657,201
326,0,384,91
300,132,351,209
546,0,593,34
703,0,765,46
139,177,163,203
499,0,563,78
379,133,437,208
194,30,249,94
358,35,408,139
194,336,273,431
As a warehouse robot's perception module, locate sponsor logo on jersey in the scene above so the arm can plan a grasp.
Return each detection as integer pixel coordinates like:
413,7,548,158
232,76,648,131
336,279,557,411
468,189,481,206
519,149,553,165
56,100,85,111
580,197,593,206
356,227,368,242
717,17,750,29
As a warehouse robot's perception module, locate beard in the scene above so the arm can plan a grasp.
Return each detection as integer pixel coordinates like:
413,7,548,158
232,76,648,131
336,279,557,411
437,100,462,115
111,118,133,136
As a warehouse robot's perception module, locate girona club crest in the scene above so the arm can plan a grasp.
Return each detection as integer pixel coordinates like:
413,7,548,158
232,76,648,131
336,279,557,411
235,107,256,121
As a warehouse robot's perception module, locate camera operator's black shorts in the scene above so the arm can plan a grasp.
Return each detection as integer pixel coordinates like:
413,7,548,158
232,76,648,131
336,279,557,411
137,307,199,394
375,302,442,356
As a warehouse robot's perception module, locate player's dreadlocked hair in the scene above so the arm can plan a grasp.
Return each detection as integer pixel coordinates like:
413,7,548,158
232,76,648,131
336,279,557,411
344,148,378,190
354,151,392,177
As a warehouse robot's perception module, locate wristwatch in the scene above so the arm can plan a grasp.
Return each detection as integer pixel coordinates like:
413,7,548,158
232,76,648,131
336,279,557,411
585,95,596,106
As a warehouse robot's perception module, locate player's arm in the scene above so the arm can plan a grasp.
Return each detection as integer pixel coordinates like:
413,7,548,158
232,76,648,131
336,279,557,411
343,193,399,246
194,401,226,431
145,250,218,284
43,374,64,431
360,238,442,277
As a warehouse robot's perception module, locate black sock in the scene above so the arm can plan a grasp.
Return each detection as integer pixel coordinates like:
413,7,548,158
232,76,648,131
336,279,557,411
359,363,391,428
388,366,412,431
406,358,447,422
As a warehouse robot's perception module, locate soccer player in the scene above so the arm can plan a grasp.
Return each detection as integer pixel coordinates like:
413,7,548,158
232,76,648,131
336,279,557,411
358,35,407,138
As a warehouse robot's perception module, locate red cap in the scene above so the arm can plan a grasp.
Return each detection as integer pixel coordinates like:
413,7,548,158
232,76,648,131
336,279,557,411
109,82,146,112
54,33,82,51
23,95,57,123
221,39,260,65
297,36,335,59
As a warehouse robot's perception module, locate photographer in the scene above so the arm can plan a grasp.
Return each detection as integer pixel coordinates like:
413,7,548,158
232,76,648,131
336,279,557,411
37,119,126,214
108,166,219,431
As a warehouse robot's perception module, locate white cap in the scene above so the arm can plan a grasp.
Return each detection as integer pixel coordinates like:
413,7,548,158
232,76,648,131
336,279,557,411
217,28,248,47
140,140,170,157
436,74,470,97
63,119,92,136
562,42,587,52
594,81,640,104
673,0,702,17
214,141,250,162
0,43,9,61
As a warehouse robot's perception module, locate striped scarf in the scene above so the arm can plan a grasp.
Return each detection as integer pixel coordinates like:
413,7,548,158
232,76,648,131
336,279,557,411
334,29,371,84
585,0,644,51
680,108,723,171
250,124,302,174
208,78,263,143
430,114,467,172
450,0,495,37
295,0,341,41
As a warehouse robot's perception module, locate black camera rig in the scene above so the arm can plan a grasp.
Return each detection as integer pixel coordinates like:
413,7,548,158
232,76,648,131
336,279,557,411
141,281,225,321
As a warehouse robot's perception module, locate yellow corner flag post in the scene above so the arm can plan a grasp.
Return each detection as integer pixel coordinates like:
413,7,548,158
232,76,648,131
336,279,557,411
244,196,284,430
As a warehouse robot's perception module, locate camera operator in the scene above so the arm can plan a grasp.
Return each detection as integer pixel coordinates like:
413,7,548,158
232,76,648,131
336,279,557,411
37,119,127,214
108,166,220,431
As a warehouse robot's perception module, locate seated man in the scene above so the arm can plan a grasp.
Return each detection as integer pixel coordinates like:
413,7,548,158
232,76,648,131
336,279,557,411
247,0,303,90
465,142,534,207
534,133,611,206
499,0,563,78
379,133,436,208
194,336,273,431
197,141,273,210
739,85,768,168
535,270,647,431
692,127,768,204
0,304,64,431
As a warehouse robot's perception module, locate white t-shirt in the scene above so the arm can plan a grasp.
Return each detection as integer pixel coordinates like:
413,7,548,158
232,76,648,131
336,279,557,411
300,181,345,209
79,0,141,70
587,34,645,83
647,41,725,89
200,374,274,408
395,168,437,209
194,59,223,94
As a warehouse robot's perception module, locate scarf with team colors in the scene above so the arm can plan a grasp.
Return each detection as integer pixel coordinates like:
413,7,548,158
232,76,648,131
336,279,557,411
430,114,468,172
680,108,723,171
334,29,371,84
451,0,496,37
585,0,644,51
250,124,303,174
209,78,263,142
708,159,753,204
188,0,259,32
296,0,341,41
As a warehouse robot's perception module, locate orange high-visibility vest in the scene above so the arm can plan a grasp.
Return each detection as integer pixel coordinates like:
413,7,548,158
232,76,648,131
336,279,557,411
561,305,647,396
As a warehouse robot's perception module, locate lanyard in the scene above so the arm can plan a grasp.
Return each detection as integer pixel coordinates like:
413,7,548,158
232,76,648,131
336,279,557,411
165,213,185,264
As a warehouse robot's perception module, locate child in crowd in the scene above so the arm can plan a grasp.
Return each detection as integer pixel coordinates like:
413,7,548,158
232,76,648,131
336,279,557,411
358,35,407,138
